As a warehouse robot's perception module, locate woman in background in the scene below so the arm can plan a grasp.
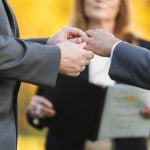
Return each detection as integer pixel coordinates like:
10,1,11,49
27,0,149,150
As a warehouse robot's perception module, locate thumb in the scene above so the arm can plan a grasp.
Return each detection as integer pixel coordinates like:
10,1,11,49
84,50,94,60
69,37,82,44
77,42,86,48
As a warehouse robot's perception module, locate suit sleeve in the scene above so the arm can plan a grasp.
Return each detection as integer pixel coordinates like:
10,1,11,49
0,35,61,87
25,38,48,45
109,41,150,89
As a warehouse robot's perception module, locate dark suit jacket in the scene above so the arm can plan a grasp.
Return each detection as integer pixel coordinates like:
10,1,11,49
0,0,61,149
109,40,150,90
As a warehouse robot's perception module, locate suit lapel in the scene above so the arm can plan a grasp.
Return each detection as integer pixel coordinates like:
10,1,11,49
2,0,19,37
1,0,20,146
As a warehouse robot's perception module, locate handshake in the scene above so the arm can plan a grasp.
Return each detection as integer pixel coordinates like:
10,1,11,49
47,26,119,77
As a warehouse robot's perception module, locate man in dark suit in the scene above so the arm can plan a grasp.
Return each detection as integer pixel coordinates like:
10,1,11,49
0,0,94,149
83,29,150,90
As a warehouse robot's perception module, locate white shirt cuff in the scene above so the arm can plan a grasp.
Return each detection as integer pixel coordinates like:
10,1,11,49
110,40,122,59
108,41,122,70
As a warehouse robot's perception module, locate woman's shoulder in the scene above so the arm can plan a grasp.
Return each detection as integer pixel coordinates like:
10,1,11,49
123,32,150,49
138,38,150,49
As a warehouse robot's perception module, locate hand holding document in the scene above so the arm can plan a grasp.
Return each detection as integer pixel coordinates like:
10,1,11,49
98,84,150,138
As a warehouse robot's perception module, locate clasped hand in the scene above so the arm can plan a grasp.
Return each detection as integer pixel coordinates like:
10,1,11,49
47,26,120,77
47,26,94,77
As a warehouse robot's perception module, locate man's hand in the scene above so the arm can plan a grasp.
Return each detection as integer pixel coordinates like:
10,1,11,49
47,26,93,77
82,29,120,57
47,26,87,45
28,95,56,118
57,41,94,76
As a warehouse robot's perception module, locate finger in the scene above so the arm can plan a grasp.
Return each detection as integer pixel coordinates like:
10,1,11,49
74,72,80,76
81,37,92,44
27,105,35,115
85,59,90,65
42,107,56,117
80,66,86,72
78,42,86,48
69,37,82,44
68,72,80,77
36,104,43,115
67,26,87,39
38,112,44,118
39,99,53,108
71,27,87,37
85,30,96,37
80,59,89,67
85,43,92,51
83,51,94,60
32,96,54,109
29,105,41,117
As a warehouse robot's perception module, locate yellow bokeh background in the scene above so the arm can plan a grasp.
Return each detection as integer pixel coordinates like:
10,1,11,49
10,0,72,37
7,0,150,150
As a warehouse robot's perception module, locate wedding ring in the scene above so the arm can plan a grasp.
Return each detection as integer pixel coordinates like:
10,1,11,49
35,104,42,115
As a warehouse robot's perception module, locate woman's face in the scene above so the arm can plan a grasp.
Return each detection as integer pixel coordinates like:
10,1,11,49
84,0,121,21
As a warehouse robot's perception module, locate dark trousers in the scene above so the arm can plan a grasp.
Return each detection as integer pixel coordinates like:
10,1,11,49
45,134,85,150
113,138,147,150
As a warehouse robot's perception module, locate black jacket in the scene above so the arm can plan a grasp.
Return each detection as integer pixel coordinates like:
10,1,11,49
27,39,150,141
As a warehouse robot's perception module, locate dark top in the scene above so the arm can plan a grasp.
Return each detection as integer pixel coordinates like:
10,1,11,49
27,39,150,141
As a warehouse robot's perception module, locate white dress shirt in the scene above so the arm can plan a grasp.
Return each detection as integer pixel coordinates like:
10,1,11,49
89,41,122,87
89,54,115,87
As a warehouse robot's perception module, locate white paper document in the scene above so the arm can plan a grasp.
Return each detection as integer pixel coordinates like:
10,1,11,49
98,84,150,138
